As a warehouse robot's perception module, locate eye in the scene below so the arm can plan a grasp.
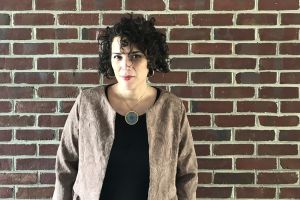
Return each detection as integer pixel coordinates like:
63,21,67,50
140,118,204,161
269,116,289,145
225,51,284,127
130,54,142,60
113,55,122,60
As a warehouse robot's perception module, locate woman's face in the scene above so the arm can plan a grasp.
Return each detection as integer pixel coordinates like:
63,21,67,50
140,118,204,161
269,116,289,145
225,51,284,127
111,36,149,90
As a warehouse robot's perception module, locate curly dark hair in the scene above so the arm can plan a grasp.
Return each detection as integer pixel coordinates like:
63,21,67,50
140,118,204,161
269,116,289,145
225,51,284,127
97,14,170,79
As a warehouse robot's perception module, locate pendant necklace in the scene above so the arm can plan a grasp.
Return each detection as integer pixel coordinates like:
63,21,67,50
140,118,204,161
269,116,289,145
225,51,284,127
121,86,148,125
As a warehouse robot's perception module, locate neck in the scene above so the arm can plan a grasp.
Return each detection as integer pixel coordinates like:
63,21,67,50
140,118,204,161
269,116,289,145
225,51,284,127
115,83,149,101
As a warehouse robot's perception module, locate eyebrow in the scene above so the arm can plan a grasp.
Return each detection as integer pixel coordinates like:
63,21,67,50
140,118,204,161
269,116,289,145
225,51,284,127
112,51,143,55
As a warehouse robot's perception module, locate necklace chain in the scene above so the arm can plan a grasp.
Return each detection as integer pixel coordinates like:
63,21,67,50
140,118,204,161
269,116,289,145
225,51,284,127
121,85,148,112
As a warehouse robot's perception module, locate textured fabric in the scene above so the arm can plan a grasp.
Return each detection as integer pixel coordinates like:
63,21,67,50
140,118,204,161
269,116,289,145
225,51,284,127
52,85,198,200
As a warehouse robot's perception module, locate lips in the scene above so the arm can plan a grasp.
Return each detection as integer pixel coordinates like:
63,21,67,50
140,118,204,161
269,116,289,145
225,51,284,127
121,76,133,80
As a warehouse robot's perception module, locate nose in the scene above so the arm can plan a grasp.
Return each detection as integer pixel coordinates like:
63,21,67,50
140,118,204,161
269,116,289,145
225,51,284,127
120,55,133,69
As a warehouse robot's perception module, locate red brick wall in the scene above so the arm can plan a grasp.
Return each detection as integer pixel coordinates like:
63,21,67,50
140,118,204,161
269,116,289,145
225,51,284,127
1,0,300,199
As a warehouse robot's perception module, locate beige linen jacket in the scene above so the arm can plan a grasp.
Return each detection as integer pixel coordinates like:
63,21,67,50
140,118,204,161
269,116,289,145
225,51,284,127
52,86,198,200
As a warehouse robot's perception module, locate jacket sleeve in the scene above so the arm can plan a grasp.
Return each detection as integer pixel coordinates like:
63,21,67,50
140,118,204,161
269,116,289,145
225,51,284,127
176,102,198,200
52,92,81,200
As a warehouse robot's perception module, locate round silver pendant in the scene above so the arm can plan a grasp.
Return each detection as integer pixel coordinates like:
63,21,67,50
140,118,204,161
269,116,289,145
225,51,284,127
125,111,139,125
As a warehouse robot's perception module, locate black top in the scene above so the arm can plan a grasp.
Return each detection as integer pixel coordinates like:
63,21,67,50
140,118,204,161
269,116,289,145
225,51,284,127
99,84,160,200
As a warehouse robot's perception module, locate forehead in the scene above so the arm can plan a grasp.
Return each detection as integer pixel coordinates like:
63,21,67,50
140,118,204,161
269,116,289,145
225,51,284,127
111,36,139,54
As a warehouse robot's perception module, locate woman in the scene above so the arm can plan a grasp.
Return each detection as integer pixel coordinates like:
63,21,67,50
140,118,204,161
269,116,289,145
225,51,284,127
53,14,198,200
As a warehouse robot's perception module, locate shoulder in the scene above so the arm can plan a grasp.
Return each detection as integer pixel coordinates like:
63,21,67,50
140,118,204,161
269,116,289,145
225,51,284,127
158,87,183,108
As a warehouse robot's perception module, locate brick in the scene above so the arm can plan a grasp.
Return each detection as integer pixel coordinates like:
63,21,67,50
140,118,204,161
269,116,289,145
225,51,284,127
169,0,209,10
0,173,37,184
0,159,12,170
0,101,12,113
258,0,299,10
126,0,165,10
16,130,55,140
198,172,212,184
40,173,55,184
237,13,277,25
259,87,298,99
38,87,79,98
215,57,256,69
235,129,275,141
0,43,9,54
37,28,78,40
0,130,12,141
192,129,231,141
236,43,276,55
0,187,13,198
170,28,210,40
16,158,55,170
0,87,33,99
192,72,232,84
214,0,254,10
237,101,277,113
170,86,211,98
39,144,58,156
16,101,56,113
16,187,54,199
282,13,300,25
58,72,100,84
192,14,233,26
0,14,10,25
281,72,300,84
58,43,98,55
258,144,298,155
149,14,188,26
236,72,276,84
280,43,300,55
0,28,31,40
259,116,299,127
214,173,254,184
191,101,233,113
236,158,276,170
213,144,254,155
215,87,255,98
102,13,143,25
0,0,32,10
281,159,300,169
82,28,100,40
192,43,232,55
215,115,255,127
188,115,211,127
59,101,75,113
14,13,54,25
258,172,298,184
149,72,187,84
260,58,300,70
280,188,300,199
279,130,300,141
259,28,298,41
14,43,54,55
36,0,76,10
197,187,232,198
81,0,121,10
194,144,210,156
214,28,255,40
170,57,210,70
14,72,55,84
82,57,98,70
0,58,33,70
197,158,232,169
0,115,35,127
58,14,99,25
236,187,276,199
168,43,188,55
0,144,36,155
0,72,11,83
37,57,78,70
38,115,68,127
